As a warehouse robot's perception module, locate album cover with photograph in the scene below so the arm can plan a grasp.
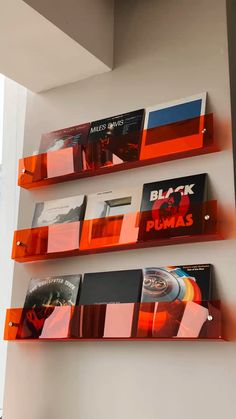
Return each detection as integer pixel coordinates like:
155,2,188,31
32,194,86,228
79,269,143,305
140,93,207,160
80,187,143,249
138,173,207,241
17,274,81,339
141,264,212,303
85,109,145,169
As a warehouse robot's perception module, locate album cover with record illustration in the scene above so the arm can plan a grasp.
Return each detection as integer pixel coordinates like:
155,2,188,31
85,109,145,169
138,173,207,241
32,194,86,228
79,270,143,305
17,274,81,339
141,264,212,303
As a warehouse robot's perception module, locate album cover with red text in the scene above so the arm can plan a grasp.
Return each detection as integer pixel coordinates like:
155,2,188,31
138,173,207,241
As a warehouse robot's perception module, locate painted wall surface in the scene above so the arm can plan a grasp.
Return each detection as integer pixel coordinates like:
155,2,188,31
3,1,236,418
23,0,114,68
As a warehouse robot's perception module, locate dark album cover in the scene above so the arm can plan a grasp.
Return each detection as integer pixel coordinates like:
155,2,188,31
85,109,145,169
24,274,81,308
138,173,207,241
79,270,143,305
32,194,86,228
17,274,81,339
39,123,90,153
141,264,212,303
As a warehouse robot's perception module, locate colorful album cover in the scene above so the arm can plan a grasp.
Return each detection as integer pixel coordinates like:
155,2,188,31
138,173,207,241
32,194,86,228
141,264,212,303
85,109,145,169
39,123,90,154
80,187,143,249
140,93,207,160
79,270,143,305
17,274,81,339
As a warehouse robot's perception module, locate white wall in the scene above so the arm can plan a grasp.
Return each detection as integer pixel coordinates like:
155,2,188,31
3,1,236,418
0,78,26,413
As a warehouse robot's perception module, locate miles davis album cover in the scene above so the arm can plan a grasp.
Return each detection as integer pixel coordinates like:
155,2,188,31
85,109,145,169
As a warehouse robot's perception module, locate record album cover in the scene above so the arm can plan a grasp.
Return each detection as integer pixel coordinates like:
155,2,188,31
140,93,207,160
39,123,90,154
79,269,143,305
80,187,143,249
141,264,212,303
85,109,145,169
23,274,81,308
17,274,81,339
138,173,207,241
32,194,86,228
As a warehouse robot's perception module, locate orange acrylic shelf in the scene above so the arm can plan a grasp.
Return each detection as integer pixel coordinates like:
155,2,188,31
4,301,222,341
12,201,222,263
18,114,217,190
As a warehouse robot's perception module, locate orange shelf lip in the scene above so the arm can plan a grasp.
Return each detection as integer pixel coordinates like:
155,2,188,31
12,232,223,263
19,145,219,190
18,113,217,190
4,301,222,341
11,200,222,263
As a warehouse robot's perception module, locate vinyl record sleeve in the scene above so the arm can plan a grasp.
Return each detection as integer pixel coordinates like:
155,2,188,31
23,274,81,308
39,123,90,153
17,274,81,339
32,194,86,228
138,173,207,241
141,264,212,303
79,269,143,305
140,93,206,160
86,109,145,168
80,187,142,249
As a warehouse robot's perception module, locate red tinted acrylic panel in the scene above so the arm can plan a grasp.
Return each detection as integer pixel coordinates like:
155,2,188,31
4,301,221,341
18,114,216,190
12,201,221,263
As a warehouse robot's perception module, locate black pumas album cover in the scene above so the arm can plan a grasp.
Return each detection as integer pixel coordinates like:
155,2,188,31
141,264,212,303
32,194,86,228
79,270,143,305
138,173,207,241
85,109,145,169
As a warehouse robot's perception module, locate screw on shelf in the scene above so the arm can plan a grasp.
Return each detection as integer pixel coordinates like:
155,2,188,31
202,128,207,134
16,241,24,247
204,214,210,221
8,321,19,327
207,315,213,321
21,168,32,175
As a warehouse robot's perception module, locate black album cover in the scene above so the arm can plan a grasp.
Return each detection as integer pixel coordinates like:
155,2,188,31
141,264,212,303
138,173,207,241
85,109,145,169
17,275,81,339
23,275,81,308
79,270,143,305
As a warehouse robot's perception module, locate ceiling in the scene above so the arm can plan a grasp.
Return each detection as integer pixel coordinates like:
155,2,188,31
0,0,114,92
